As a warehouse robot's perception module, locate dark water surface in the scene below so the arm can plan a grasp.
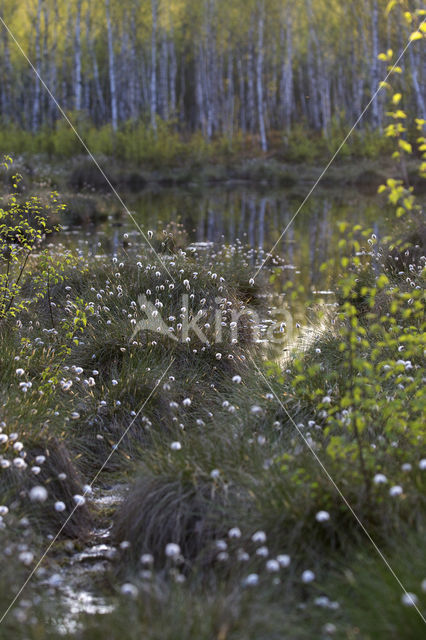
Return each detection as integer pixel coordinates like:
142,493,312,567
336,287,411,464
58,183,398,294
61,184,398,266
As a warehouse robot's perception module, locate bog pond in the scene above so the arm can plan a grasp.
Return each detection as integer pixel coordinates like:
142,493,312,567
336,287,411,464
58,181,400,298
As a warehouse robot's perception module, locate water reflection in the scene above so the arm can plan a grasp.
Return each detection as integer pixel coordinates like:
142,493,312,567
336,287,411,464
60,185,395,294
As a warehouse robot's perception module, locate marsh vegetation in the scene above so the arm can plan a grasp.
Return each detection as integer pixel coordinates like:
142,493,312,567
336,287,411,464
0,1,425,638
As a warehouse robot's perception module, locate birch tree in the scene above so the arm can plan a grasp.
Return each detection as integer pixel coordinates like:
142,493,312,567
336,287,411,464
150,0,158,131
32,0,43,131
256,2,267,151
74,0,82,111
105,0,118,131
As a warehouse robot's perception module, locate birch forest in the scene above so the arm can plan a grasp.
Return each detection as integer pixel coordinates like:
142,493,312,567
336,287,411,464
0,0,424,148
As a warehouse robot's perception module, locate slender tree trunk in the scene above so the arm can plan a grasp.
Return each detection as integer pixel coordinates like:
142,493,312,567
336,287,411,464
195,46,205,134
41,1,49,119
256,3,267,152
238,55,246,133
129,8,139,120
179,56,185,125
247,23,256,133
74,0,82,111
47,0,59,124
32,0,42,131
204,0,215,139
118,17,129,121
407,36,425,120
159,29,169,120
0,2,12,122
370,0,381,129
351,30,363,121
226,49,234,138
86,5,105,123
105,0,117,131
281,10,293,132
150,0,158,131
298,66,308,121
306,0,321,130
169,39,177,118
357,9,370,128
272,41,280,125
319,68,331,137
165,1,177,120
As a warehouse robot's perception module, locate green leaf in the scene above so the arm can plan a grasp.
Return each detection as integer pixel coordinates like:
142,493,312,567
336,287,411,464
385,0,397,16
398,139,412,153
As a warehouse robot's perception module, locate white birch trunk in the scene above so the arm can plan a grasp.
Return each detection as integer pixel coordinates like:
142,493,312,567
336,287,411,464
281,10,293,132
247,24,256,133
86,5,105,122
150,0,158,131
370,0,381,129
0,2,12,121
32,0,42,131
169,39,177,118
256,4,267,152
105,0,118,131
74,0,82,111
160,30,169,120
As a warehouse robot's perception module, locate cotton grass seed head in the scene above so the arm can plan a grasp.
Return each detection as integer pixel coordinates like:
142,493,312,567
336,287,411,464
276,554,291,568
19,551,34,566
165,543,181,559
401,592,418,607
29,486,48,503
243,573,259,587
251,530,266,544
250,405,262,415
373,473,387,485
315,510,330,522
140,554,154,566
120,583,139,598
301,570,315,583
266,559,280,572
